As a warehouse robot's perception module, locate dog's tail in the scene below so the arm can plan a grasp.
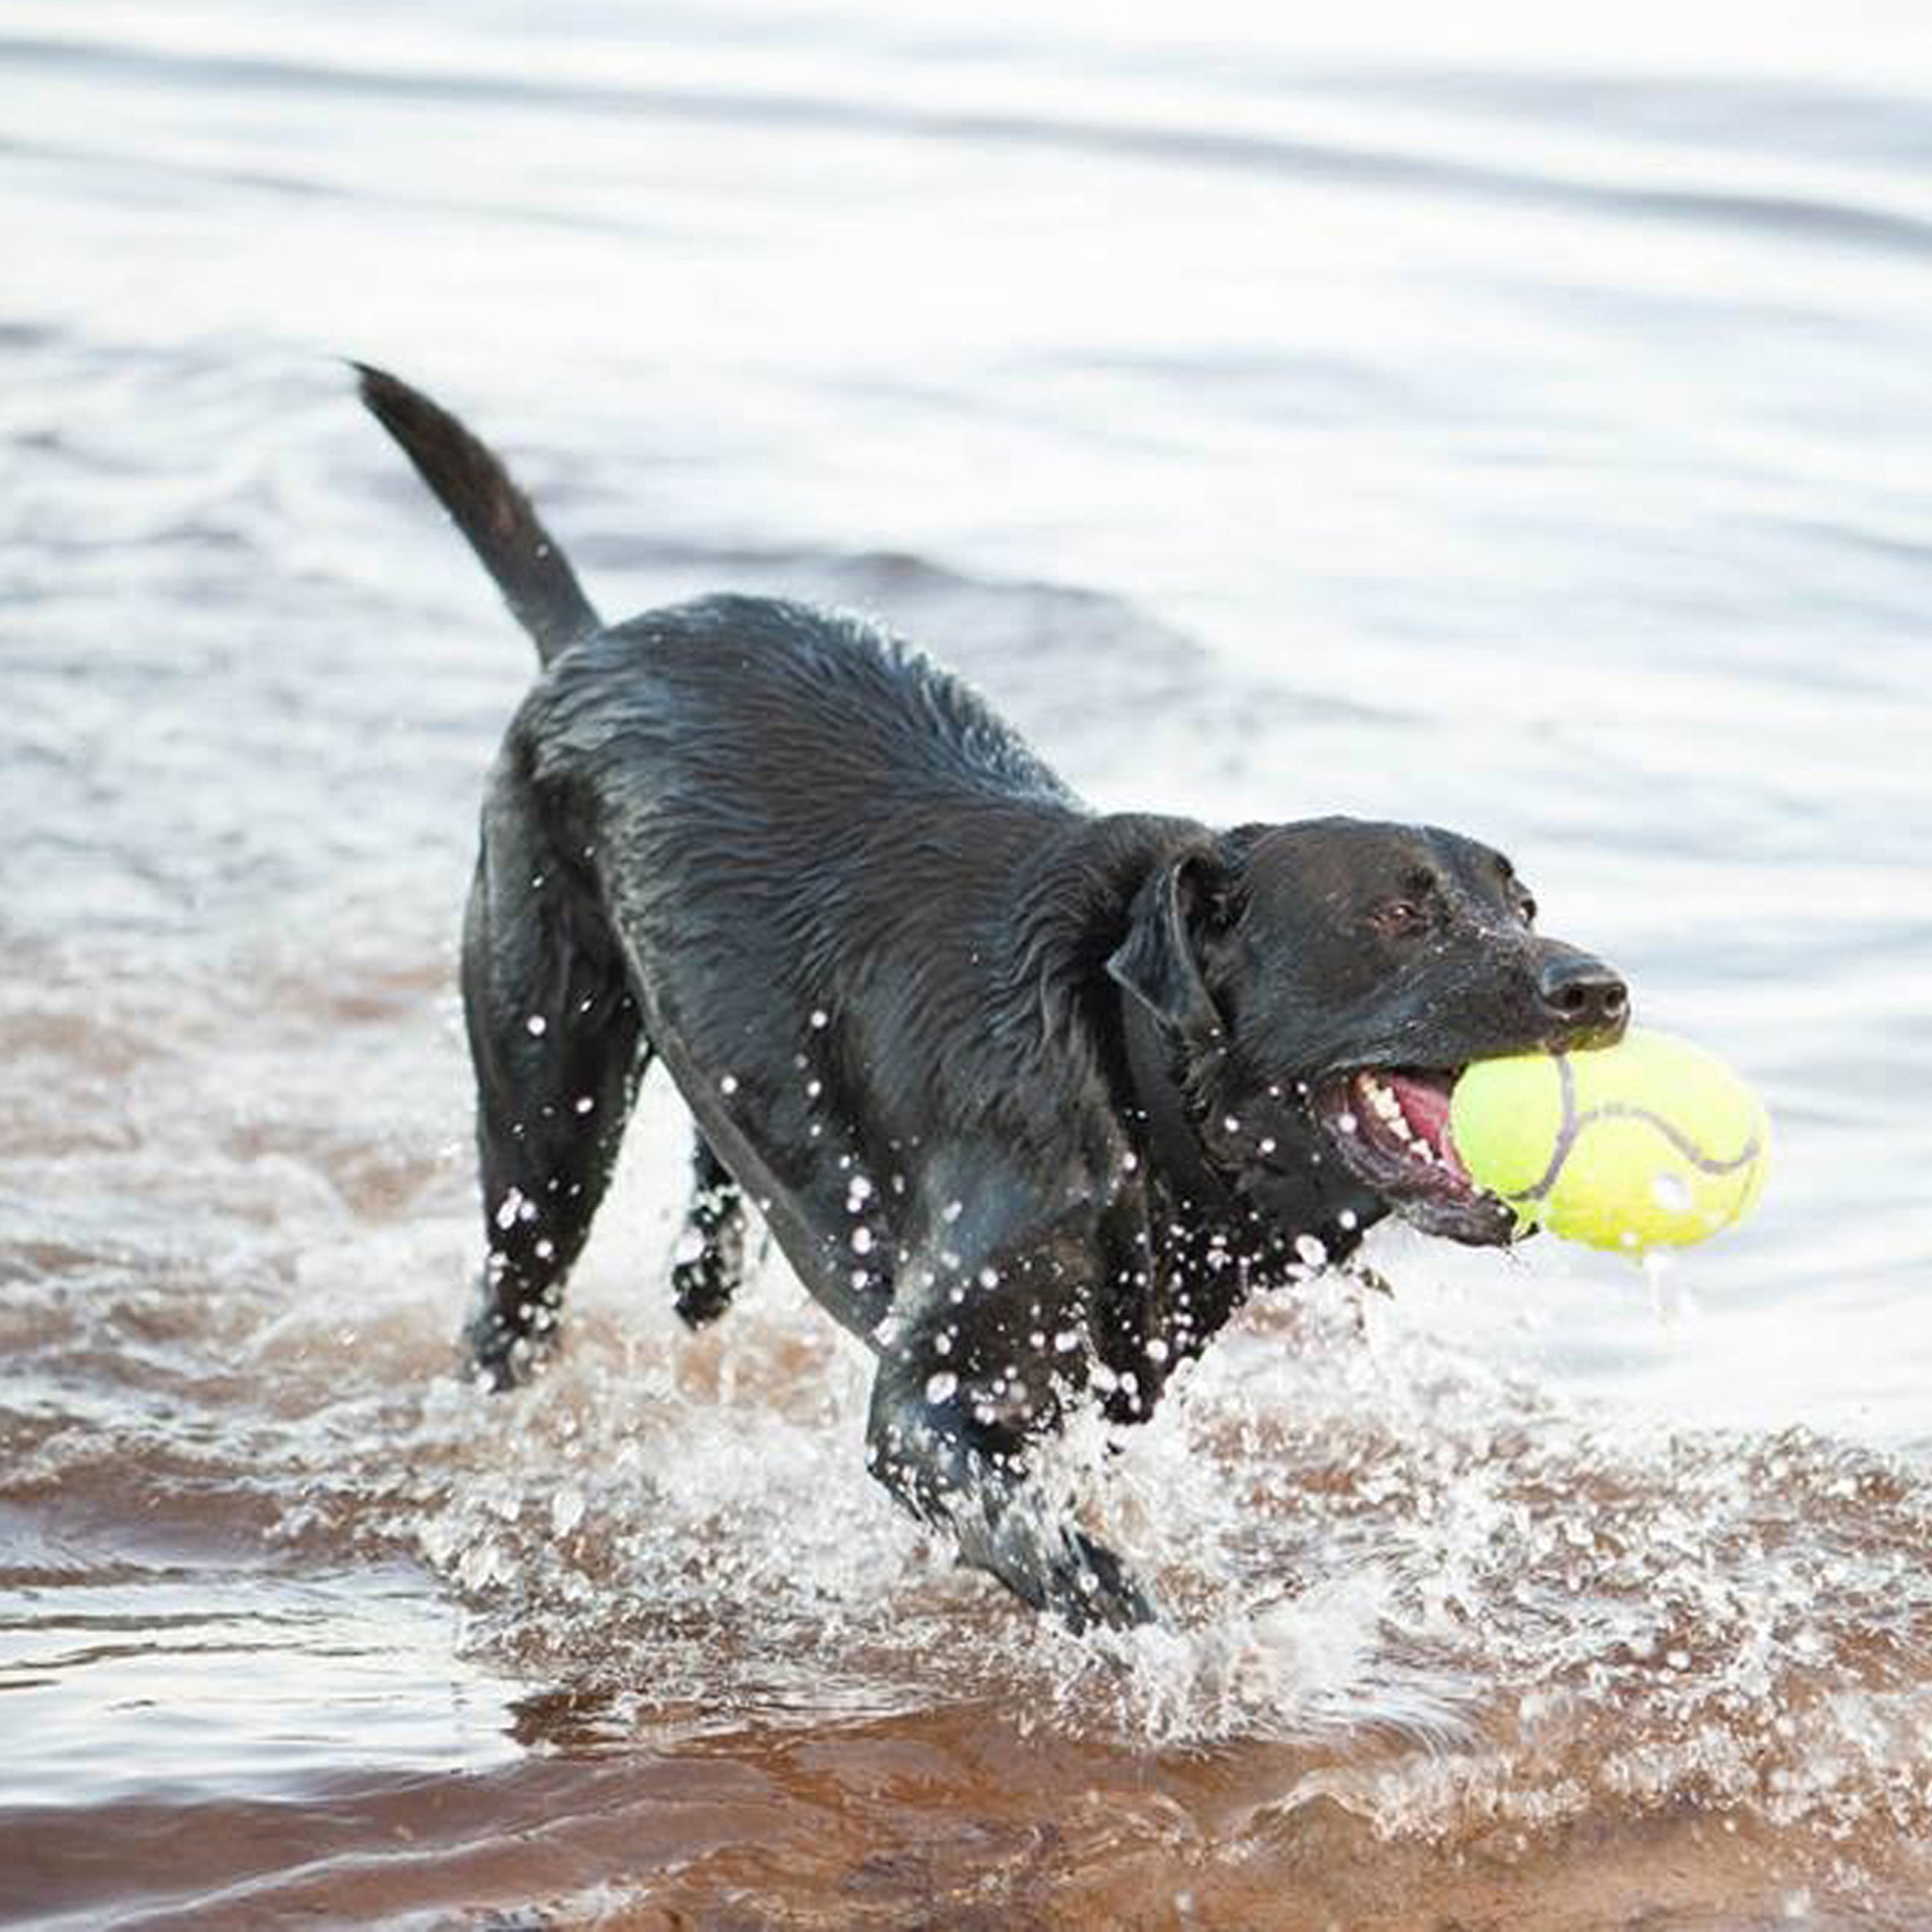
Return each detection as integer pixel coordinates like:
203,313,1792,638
354,363,602,665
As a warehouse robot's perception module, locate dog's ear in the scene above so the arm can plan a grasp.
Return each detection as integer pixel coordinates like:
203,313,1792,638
1106,850,1228,1038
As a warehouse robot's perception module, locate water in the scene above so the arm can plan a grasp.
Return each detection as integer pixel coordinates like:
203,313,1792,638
5,1,1932,1923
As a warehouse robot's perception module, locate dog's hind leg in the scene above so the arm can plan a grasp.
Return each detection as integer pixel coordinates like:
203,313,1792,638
671,1133,747,1327
461,764,649,1388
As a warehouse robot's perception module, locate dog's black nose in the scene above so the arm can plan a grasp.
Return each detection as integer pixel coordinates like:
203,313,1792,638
1537,950,1629,1045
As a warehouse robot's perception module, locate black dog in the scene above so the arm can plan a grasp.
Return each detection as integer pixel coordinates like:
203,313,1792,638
358,367,1628,1633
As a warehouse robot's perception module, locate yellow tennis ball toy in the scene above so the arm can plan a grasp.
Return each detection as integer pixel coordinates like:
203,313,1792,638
1448,1028,1769,1253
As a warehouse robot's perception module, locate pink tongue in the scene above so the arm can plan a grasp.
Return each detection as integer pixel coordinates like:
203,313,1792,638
1385,1074,1465,1175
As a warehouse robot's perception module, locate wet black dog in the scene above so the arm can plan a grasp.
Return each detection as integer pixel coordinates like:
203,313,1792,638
359,367,1627,1632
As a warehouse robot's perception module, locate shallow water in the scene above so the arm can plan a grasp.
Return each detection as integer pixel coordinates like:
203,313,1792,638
5,1,1932,1924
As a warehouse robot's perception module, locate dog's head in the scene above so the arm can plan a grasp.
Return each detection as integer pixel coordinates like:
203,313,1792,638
1108,817,1627,1247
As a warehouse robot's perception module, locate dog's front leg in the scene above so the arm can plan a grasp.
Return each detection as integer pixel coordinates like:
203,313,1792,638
864,1227,1157,1635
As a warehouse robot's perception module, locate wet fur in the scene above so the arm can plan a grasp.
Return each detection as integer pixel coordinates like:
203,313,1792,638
357,365,1626,1633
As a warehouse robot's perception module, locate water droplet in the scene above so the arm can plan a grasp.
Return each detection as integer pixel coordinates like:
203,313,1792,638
720,1073,739,1095
525,1014,547,1036
925,1370,959,1405
573,1095,595,1115
1651,1171,1692,1212
810,1008,829,1029
851,1227,874,1255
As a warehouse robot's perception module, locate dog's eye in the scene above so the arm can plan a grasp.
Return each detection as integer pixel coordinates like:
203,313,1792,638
1370,899,1426,937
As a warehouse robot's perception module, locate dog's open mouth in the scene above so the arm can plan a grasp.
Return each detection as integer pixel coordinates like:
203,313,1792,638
1312,1068,1520,1245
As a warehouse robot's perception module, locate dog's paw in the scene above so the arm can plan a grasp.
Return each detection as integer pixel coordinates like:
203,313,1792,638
1058,1529,1159,1633
462,1303,554,1392
671,1240,740,1328
1043,1527,1159,1634
979,1502,1159,1636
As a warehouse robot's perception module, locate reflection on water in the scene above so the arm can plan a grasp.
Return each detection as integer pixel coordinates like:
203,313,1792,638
5,0,1932,1924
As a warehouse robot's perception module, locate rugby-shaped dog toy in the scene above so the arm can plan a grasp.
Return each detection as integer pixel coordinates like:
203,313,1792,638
1448,1028,1769,1253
